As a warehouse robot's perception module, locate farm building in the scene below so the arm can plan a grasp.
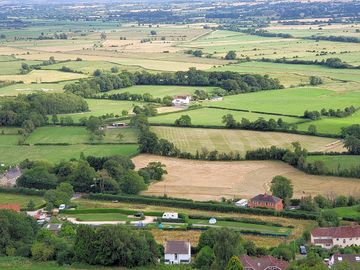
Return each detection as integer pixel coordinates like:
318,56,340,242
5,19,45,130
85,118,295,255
328,254,360,268
239,255,289,270
235,199,248,207
248,193,283,211
0,203,21,212
172,96,190,106
164,240,191,265
311,225,360,249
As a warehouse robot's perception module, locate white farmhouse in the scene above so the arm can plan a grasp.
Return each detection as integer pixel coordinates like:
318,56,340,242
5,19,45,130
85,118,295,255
164,240,191,265
172,96,190,106
311,225,360,249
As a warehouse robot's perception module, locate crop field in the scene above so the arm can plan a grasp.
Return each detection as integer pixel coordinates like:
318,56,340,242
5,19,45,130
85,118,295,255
151,126,345,154
149,108,303,126
211,61,360,89
26,126,138,144
133,155,360,201
0,82,69,96
185,30,360,65
306,155,360,172
102,85,221,98
60,99,140,122
202,87,360,116
0,70,88,83
0,193,44,208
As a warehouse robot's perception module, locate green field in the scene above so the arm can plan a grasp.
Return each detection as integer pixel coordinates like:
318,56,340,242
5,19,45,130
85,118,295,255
332,205,360,220
0,60,42,75
149,108,302,126
0,144,138,165
151,126,344,154
306,155,360,172
189,219,291,235
102,85,221,98
60,99,141,122
26,126,138,144
63,213,138,222
297,110,360,135
202,87,360,116
0,193,44,208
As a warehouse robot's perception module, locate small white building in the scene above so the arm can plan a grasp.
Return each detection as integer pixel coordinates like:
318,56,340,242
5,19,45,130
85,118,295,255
162,212,178,219
164,240,191,265
172,96,190,106
311,225,360,249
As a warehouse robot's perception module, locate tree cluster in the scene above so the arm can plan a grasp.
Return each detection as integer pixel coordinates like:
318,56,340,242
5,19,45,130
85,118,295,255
304,106,357,120
222,114,292,131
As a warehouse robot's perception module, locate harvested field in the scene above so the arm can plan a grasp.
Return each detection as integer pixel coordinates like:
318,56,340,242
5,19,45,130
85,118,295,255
133,155,360,201
151,126,346,154
0,70,88,83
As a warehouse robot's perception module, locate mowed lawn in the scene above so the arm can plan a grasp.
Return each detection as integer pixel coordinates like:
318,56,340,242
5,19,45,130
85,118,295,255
297,110,360,135
332,205,360,220
0,144,139,164
63,213,138,222
306,155,360,172
0,193,44,208
151,126,345,154
149,108,302,126
26,126,138,144
202,87,360,116
60,99,141,122
102,85,221,98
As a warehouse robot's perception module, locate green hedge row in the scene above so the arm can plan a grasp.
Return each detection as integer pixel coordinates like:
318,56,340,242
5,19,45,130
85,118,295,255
0,187,46,196
85,194,319,220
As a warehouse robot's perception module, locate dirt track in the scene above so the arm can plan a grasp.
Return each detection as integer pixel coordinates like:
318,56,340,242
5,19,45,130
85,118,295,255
133,154,360,201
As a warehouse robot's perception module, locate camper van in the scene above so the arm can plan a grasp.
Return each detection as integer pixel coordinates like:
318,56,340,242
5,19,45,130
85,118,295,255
162,212,178,219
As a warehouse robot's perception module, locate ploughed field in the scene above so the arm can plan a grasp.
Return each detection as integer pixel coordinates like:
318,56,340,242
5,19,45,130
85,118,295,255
133,155,360,201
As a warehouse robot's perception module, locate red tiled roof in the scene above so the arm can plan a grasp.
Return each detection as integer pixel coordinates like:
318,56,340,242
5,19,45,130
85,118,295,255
0,204,21,212
164,240,190,254
250,194,282,204
313,238,333,245
239,255,289,270
312,225,360,238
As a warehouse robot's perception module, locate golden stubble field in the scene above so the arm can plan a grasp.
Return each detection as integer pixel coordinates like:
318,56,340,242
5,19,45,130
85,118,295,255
133,154,360,201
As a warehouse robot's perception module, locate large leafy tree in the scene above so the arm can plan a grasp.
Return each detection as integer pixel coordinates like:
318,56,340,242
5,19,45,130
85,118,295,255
17,167,57,190
270,175,293,201
225,256,244,270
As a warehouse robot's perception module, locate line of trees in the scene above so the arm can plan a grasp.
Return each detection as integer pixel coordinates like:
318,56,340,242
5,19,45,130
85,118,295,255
64,68,283,98
307,35,360,43
304,105,357,120
0,92,88,128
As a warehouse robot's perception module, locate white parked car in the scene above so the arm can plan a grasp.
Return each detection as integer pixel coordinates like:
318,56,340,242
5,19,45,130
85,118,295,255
59,204,66,210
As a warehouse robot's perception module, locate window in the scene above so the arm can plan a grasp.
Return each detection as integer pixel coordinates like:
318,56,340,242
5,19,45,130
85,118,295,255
175,254,178,260
343,239,346,244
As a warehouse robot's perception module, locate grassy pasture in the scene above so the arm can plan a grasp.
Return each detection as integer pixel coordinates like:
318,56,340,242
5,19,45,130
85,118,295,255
0,193,45,208
26,126,138,144
0,60,42,75
297,110,360,135
151,126,345,154
60,99,140,122
149,108,302,126
133,155,360,201
103,85,221,98
306,155,360,172
202,87,360,116
0,82,69,96
0,144,138,165
0,70,88,83
332,205,360,220
63,213,138,222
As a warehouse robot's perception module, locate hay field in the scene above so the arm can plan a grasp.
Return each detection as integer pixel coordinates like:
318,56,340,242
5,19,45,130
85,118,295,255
133,155,360,201
0,82,68,96
151,126,345,154
0,70,88,83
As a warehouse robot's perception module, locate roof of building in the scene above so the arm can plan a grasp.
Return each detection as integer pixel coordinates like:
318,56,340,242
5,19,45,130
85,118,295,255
332,254,360,264
164,240,190,254
250,193,282,204
313,238,333,245
0,204,21,212
312,225,360,238
5,167,21,179
173,95,189,99
239,255,289,270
